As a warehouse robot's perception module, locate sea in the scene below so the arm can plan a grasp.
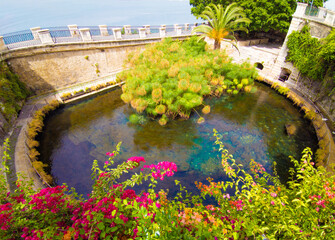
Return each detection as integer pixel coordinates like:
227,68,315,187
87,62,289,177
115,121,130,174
0,0,198,35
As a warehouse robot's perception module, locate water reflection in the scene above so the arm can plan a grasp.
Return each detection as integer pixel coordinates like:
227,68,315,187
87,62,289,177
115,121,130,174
39,83,318,197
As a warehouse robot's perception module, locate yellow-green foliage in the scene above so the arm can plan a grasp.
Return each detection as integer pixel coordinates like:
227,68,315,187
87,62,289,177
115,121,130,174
119,37,257,122
32,161,53,185
28,148,40,162
61,92,72,100
202,105,211,114
158,114,168,126
271,82,290,96
0,61,30,121
26,139,39,149
302,106,317,120
315,138,329,165
27,100,61,185
287,92,302,106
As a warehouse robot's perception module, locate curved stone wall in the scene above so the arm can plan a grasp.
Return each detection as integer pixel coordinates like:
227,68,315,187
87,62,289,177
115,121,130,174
1,36,190,94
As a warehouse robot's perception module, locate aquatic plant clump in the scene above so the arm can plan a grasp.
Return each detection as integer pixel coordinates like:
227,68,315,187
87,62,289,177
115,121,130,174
118,37,257,124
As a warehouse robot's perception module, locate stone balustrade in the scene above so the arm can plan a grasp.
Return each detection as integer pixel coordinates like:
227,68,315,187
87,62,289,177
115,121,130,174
159,26,166,38
294,3,335,26
138,28,146,38
99,25,109,36
79,28,92,42
144,25,150,34
123,25,131,35
0,36,7,51
112,28,122,40
37,29,53,44
68,24,79,37
30,27,41,40
0,23,197,51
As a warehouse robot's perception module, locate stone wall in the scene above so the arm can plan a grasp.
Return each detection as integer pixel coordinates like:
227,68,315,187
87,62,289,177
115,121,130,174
4,43,145,94
1,36,190,94
286,75,335,122
269,2,335,123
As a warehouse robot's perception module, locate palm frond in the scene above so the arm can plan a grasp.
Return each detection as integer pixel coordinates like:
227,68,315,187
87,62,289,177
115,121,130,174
194,3,250,50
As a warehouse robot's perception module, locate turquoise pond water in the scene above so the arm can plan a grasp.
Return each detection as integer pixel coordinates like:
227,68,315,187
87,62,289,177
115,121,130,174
39,82,318,198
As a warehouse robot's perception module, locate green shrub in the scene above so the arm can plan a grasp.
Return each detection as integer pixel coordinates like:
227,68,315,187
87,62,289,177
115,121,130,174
119,37,257,123
1,131,334,239
287,25,335,94
0,61,30,121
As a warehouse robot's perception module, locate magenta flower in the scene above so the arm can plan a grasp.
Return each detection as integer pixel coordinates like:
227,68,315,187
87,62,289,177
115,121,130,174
270,192,277,198
127,156,146,169
142,161,177,180
127,156,145,164
106,152,115,157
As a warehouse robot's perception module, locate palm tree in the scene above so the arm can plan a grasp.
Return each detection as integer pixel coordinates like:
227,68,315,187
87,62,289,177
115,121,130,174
192,3,250,50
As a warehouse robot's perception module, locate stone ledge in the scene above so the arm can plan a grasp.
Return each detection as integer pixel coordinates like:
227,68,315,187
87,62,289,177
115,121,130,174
257,74,335,173
0,35,193,61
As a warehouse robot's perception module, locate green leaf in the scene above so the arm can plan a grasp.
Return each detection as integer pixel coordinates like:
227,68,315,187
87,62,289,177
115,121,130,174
97,222,105,231
111,209,116,217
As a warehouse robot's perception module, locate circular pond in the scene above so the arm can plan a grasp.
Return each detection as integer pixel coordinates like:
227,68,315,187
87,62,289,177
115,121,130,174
39,82,318,197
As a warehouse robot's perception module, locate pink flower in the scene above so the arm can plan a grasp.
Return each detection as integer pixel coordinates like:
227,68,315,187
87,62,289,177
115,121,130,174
316,207,320,212
127,156,145,164
271,201,275,205
142,161,177,181
127,156,146,169
106,152,115,157
316,199,326,208
104,161,109,165
270,192,277,198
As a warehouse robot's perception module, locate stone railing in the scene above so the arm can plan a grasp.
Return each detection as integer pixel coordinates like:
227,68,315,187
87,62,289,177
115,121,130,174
0,23,198,51
294,2,335,27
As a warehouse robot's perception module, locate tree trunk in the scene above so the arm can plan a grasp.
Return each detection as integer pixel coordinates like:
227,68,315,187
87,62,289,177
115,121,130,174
214,40,221,50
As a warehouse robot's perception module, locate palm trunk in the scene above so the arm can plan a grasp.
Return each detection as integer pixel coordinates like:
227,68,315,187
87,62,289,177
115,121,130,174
214,40,221,50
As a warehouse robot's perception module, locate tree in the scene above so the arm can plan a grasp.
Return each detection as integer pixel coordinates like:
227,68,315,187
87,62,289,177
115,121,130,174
190,0,297,34
191,3,250,50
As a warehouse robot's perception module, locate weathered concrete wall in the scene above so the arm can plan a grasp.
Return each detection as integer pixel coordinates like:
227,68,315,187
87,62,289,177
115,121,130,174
286,75,335,122
1,36,190,94
265,2,335,123
4,43,145,94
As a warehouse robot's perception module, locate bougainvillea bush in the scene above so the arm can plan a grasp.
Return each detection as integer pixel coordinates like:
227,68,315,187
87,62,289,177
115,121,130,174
1,131,335,239
118,37,257,125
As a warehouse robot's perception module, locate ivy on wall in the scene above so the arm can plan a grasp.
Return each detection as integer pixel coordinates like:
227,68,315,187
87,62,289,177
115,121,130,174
286,25,335,95
0,61,30,121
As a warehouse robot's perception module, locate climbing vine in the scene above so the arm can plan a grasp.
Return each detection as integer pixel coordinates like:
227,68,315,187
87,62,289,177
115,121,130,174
0,61,30,121
286,25,335,94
